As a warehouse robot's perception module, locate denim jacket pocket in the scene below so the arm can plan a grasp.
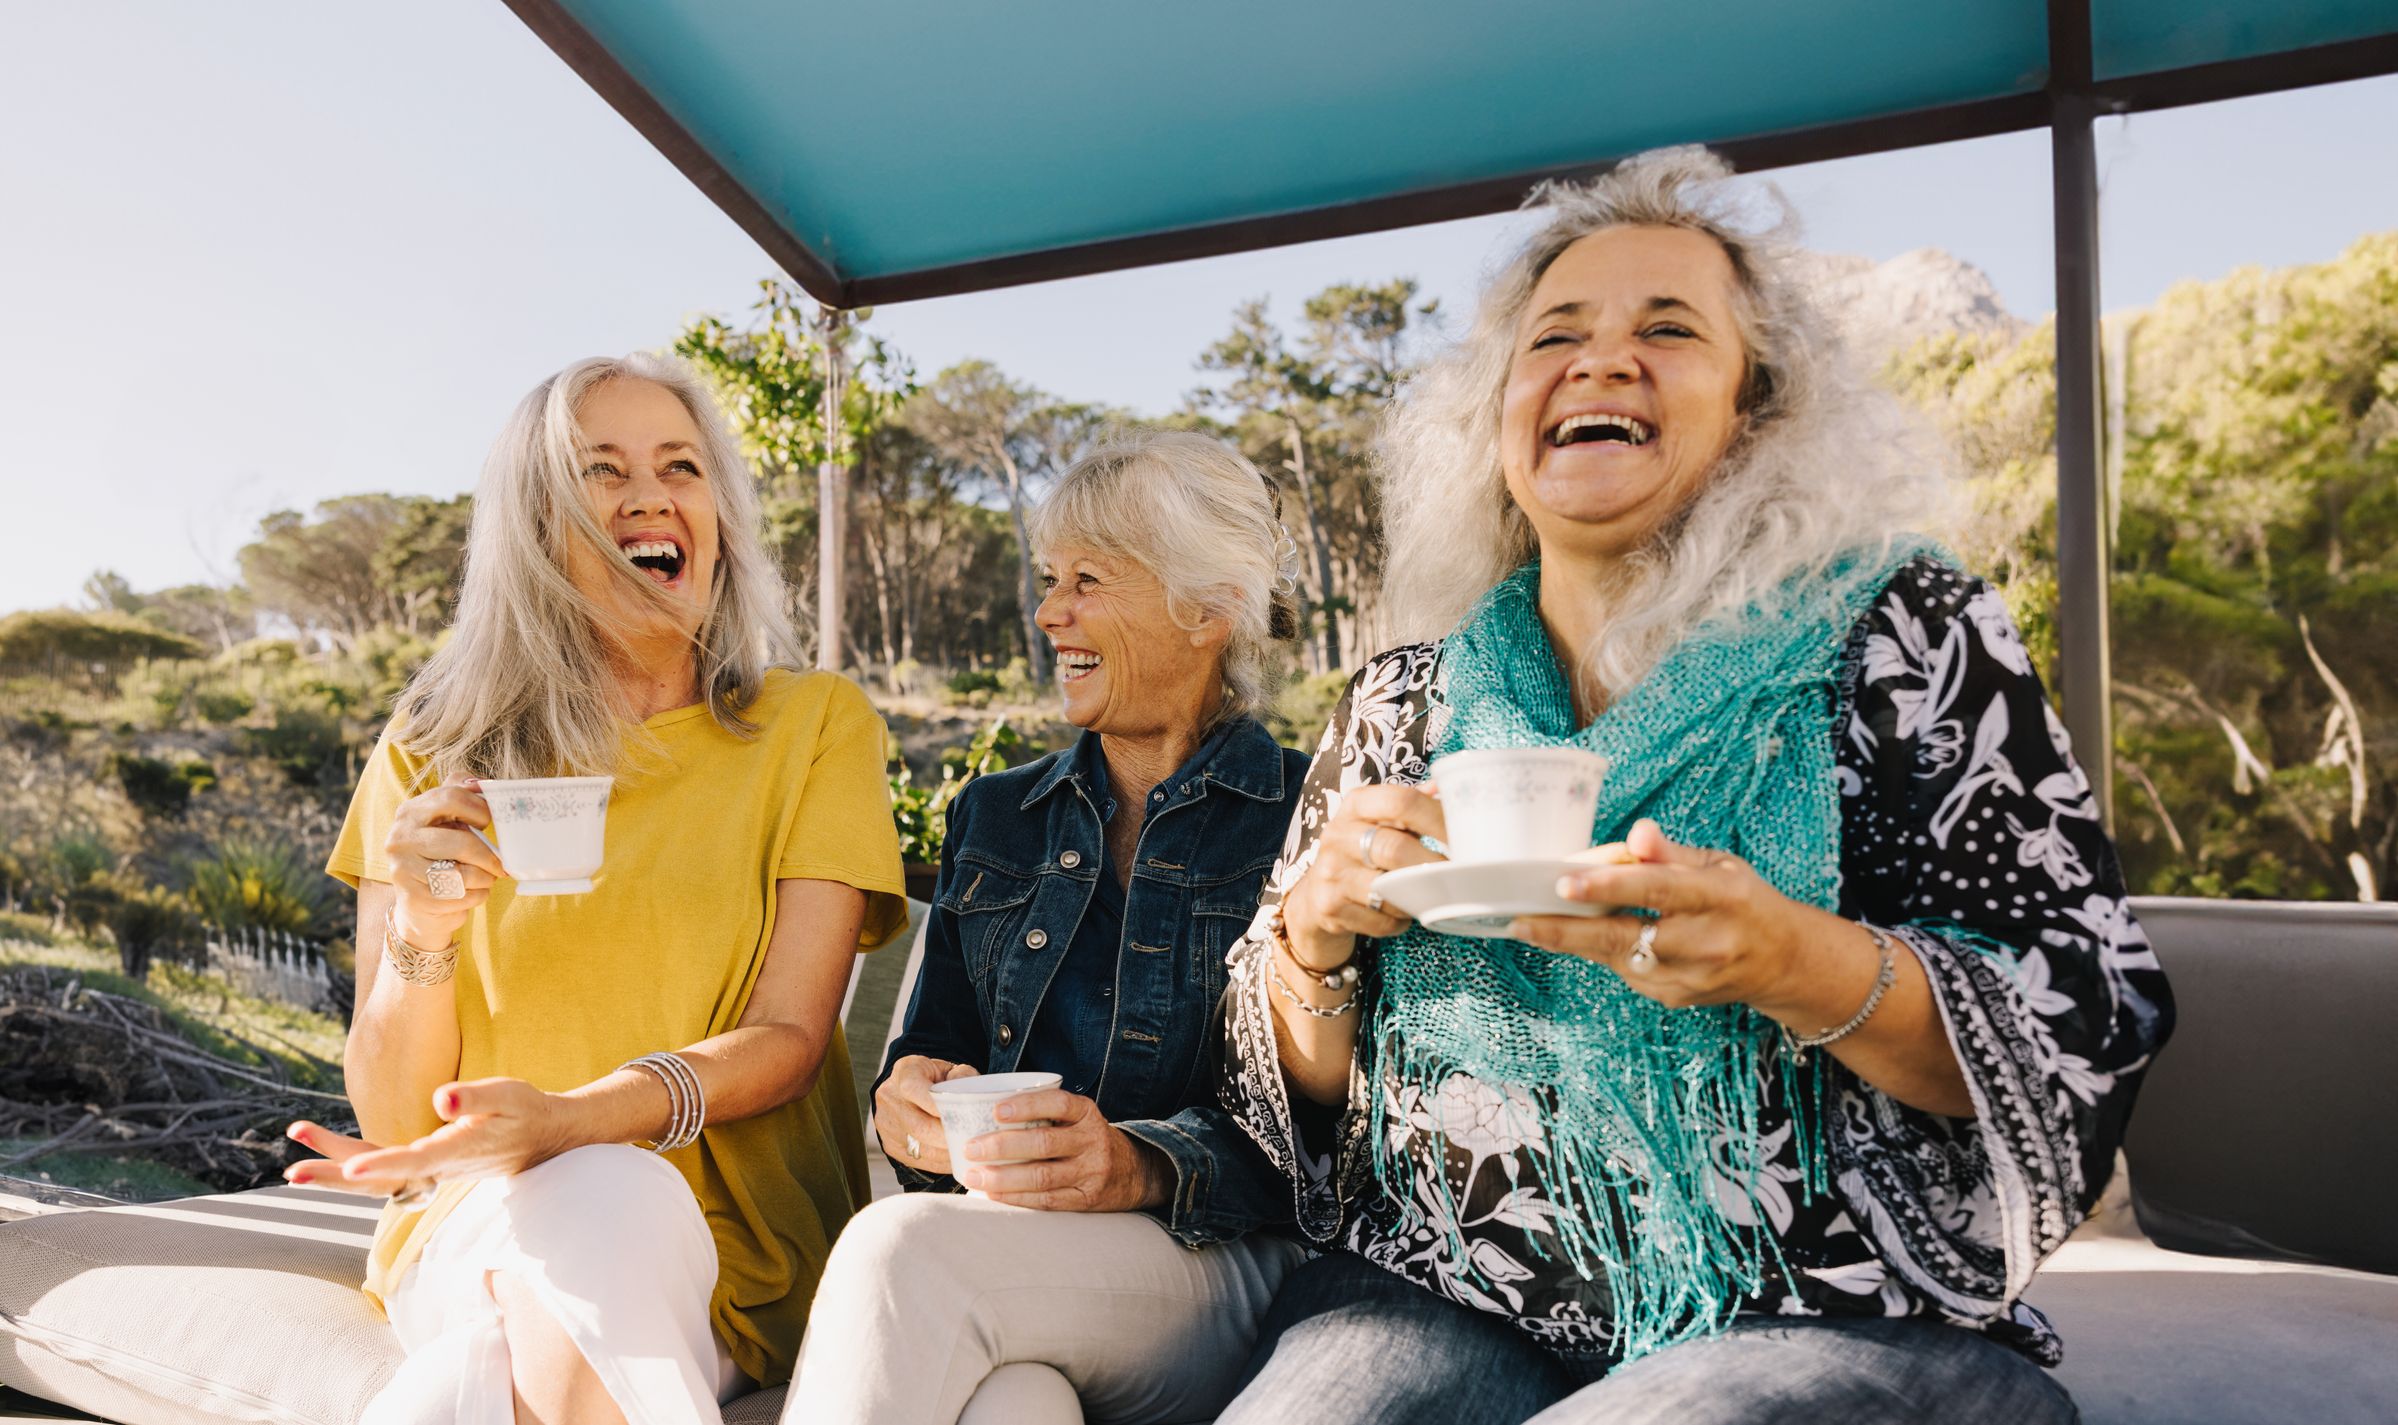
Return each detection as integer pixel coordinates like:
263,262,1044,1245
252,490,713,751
937,858,1040,984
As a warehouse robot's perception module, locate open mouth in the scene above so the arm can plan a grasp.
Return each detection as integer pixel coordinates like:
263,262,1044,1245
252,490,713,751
1546,412,1657,449
620,536,686,585
1057,650,1102,682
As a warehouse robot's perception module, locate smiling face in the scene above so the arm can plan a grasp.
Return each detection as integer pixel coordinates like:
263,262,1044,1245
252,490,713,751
567,376,722,643
1035,544,1227,739
1498,224,1751,567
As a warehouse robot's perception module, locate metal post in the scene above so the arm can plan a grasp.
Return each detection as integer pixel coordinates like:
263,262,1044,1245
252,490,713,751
816,307,851,673
2049,0,2114,827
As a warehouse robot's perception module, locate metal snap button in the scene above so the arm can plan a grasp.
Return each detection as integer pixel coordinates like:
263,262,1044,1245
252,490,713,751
998,1023,1014,1046
1060,850,1082,869
1026,928,1050,949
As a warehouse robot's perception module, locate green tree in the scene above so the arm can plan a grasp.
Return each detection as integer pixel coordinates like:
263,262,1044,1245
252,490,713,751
902,362,1105,686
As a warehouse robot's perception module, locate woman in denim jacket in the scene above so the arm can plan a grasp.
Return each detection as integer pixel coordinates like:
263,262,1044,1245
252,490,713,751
786,431,1313,1425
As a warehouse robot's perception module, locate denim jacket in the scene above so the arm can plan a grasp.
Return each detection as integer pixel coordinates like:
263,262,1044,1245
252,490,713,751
878,716,1309,1246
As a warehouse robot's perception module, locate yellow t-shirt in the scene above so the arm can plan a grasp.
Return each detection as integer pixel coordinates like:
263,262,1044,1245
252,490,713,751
326,668,906,1385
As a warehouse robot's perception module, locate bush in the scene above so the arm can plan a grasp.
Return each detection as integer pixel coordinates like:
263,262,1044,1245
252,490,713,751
109,753,217,819
1267,670,1351,749
945,668,1002,697
102,878,202,978
194,686,256,723
0,909,56,946
888,719,1026,863
183,836,334,937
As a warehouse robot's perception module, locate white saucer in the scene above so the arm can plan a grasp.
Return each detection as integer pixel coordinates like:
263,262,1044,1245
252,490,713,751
1369,858,1607,939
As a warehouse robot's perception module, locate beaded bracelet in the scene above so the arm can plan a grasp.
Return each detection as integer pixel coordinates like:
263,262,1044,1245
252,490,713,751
623,1051,706,1151
1782,923,1899,1064
1268,916,1362,1019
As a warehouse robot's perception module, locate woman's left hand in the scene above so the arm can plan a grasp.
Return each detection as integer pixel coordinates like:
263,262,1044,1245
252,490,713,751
283,1078,570,1198
1508,818,1821,1014
953,1090,1170,1213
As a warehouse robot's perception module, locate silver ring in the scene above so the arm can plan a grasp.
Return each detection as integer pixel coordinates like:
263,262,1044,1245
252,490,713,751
1357,826,1382,871
904,1134,921,1161
1626,919,1660,974
390,1179,436,1209
425,859,464,901
1365,891,1386,914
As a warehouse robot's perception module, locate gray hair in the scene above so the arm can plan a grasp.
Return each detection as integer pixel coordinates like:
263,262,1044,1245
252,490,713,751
1380,146,1948,697
1029,429,1302,727
394,353,799,781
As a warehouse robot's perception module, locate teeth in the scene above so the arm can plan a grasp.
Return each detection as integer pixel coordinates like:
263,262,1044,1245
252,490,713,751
620,539,681,561
1058,652,1102,671
1549,412,1656,446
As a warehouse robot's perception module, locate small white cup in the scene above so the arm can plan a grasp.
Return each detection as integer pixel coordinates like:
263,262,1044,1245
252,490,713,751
1428,748,1610,864
473,776,613,896
929,1071,1063,1170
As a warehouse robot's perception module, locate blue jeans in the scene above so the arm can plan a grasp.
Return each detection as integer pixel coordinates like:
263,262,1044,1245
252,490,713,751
1217,1253,2079,1425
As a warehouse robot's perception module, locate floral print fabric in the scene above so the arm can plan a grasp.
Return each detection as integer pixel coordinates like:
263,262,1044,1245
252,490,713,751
1218,557,2174,1365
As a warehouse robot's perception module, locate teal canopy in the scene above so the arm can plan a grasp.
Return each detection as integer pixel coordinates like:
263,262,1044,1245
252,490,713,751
504,0,2398,305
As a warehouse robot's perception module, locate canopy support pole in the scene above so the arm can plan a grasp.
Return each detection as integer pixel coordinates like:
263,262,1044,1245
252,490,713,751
2048,0,2114,827
816,307,850,673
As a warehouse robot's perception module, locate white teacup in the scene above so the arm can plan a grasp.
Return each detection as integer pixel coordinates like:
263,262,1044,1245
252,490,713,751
473,776,613,896
929,1071,1064,1171
1428,748,1610,864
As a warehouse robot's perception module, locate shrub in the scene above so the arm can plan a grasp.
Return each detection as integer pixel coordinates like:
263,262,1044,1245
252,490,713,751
110,753,217,819
945,668,1001,697
888,719,1025,863
194,686,256,723
102,878,202,978
184,836,334,937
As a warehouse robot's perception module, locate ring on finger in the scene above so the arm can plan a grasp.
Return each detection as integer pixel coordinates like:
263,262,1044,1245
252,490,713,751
1626,919,1661,974
1365,890,1386,914
1357,826,1382,872
425,859,464,901
390,1179,436,1209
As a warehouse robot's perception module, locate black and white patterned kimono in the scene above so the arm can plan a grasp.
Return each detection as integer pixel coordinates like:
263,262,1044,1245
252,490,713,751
1219,557,2175,1365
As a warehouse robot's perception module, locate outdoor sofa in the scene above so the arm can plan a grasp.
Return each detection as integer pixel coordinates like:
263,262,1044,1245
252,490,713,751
3,896,2393,1423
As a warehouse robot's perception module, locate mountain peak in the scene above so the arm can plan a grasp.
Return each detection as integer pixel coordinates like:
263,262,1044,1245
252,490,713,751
1801,248,2022,361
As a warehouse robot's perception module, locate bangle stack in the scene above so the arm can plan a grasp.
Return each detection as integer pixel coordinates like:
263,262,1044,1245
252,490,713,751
1782,923,1900,1064
624,1051,706,1152
382,905,459,987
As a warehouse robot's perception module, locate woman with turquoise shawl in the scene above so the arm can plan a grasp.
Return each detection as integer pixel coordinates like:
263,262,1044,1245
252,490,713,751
1213,147,2173,1425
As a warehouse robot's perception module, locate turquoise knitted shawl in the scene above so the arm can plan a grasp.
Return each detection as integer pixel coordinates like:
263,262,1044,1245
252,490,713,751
1369,542,1930,1360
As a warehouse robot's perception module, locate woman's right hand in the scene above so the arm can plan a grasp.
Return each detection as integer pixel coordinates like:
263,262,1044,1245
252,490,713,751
1280,783,1449,971
383,778,506,949
876,1055,981,1176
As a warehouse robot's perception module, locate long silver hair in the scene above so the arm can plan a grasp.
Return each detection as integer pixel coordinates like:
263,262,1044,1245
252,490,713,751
395,353,799,781
1379,146,1947,697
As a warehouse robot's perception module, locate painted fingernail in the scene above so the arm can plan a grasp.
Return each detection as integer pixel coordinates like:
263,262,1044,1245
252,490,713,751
437,1090,458,1114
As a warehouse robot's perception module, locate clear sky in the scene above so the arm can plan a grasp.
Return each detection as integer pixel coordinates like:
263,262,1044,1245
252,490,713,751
3,3,2393,614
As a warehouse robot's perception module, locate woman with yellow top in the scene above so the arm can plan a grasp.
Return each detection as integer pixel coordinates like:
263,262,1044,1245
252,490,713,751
283,352,907,1424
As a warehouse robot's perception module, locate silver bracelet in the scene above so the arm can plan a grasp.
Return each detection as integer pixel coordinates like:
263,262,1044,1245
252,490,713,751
382,905,459,987
1782,923,1899,1063
1269,931,1361,1019
624,1052,706,1151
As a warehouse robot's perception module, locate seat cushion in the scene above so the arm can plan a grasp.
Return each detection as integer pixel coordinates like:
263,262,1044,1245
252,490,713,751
2029,1221,2398,1424
725,1385,789,1421
2124,897,2398,1273
0,1185,397,1425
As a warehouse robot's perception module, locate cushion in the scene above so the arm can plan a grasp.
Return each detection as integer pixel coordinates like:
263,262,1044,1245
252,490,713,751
0,1186,396,1425
2030,1209,2398,1425
2124,896,2398,1273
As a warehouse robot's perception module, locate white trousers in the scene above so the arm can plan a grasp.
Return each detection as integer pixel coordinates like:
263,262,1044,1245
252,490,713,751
784,1193,1306,1425
362,1144,746,1425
